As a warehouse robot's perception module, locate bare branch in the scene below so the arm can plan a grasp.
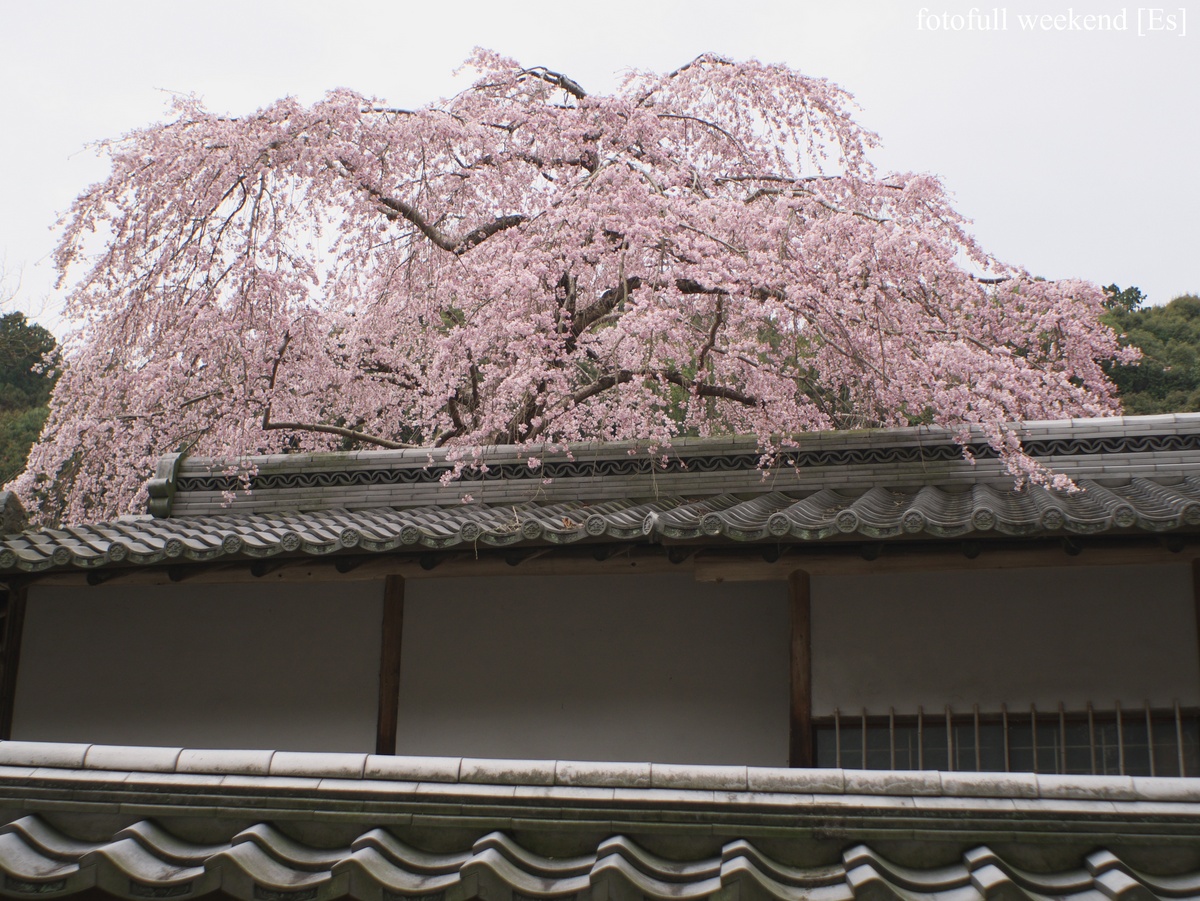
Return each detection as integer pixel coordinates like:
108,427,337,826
658,113,748,158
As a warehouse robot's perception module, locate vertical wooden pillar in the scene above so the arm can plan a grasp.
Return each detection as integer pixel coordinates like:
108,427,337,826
1192,559,1200,711
375,575,405,755
0,583,28,741
789,569,813,767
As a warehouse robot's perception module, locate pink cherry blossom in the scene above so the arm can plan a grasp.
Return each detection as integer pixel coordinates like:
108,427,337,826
10,51,1137,524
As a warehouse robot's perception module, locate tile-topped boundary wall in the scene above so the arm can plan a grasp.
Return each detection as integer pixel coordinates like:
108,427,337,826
6,739,1200,896
2,740,1200,803
157,413,1200,516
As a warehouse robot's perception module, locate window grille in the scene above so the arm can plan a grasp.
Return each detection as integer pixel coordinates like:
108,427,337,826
813,702,1200,776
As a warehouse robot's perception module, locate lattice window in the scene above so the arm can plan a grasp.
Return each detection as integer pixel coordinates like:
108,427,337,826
814,703,1200,776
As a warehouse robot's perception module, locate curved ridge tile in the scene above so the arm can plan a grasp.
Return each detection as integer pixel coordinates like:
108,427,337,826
656,493,751,536
1024,489,1073,533
1124,478,1200,528
780,489,857,539
79,838,205,884
842,846,971,892
231,824,348,871
348,829,469,874
112,821,227,865
8,816,1200,901
592,852,723,901
715,493,804,541
962,848,1094,895
966,864,1044,901
970,485,1041,536
845,487,916,539
334,847,462,901
1092,868,1157,901
720,855,855,901
905,486,974,538
1069,482,1142,531
0,817,101,859
846,865,983,901
602,498,688,538
1086,851,1200,898
81,838,219,900
0,831,84,883
471,832,595,879
596,836,720,882
463,846,591,898
212,841,342,898
720,841,846,888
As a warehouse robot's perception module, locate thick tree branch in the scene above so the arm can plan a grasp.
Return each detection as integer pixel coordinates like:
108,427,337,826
570,368,759,408
262,418,416,449
369,189,525,254
696,297,724,372
662,370,759,405
256,329,415,449
571,276,642,338
339,156,525,254
518,67,587,99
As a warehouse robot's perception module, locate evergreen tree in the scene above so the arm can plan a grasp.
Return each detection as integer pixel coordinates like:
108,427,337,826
1103,289,1200,415
0,312,59,485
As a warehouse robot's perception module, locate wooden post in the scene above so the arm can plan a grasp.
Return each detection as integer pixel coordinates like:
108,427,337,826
0,583,28,741
375,575,405,755
789,569,813,767
1193,559,1200,711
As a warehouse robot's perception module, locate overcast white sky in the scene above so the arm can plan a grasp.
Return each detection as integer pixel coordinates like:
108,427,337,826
1,0,1196,334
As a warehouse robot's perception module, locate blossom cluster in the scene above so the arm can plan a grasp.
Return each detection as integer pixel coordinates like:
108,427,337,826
11,51,1135,523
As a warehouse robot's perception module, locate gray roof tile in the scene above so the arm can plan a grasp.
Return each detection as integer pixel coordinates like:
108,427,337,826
7,414,1200,573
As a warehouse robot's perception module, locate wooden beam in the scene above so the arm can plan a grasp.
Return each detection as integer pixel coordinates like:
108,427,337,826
22,535,1194,589
375,575,405,756
27,546,679,588
789,570,813,768
695,541,1192,582
0,584,28,740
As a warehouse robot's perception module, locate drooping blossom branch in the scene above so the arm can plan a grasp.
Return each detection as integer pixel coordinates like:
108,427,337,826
11,49,1136,524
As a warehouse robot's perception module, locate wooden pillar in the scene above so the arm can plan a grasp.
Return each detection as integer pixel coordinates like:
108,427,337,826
789,569,813,767
375,575,405,755
0,583,28,741
1193,559,1200,709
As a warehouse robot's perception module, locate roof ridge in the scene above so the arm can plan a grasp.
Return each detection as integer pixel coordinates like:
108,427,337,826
0,739,1190,802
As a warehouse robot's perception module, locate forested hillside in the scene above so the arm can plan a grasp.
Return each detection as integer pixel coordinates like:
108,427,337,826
0,313,58,484
1104,287,1200,415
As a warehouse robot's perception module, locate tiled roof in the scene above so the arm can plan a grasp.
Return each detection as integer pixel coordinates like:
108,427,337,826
4,477,1200,573
4,414,1200,574
3,814,1198,901
2,742,1200,901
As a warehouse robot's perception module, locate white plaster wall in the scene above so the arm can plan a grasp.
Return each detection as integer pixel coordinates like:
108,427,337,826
811,564,1198,715
13,581,383,751
398,574,790,765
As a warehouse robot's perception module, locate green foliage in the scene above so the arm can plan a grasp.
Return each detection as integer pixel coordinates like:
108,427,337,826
0,313,58,409
0,406,50,484
0,312,59,484
1102,284,1145,314
1103,289,1200,415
